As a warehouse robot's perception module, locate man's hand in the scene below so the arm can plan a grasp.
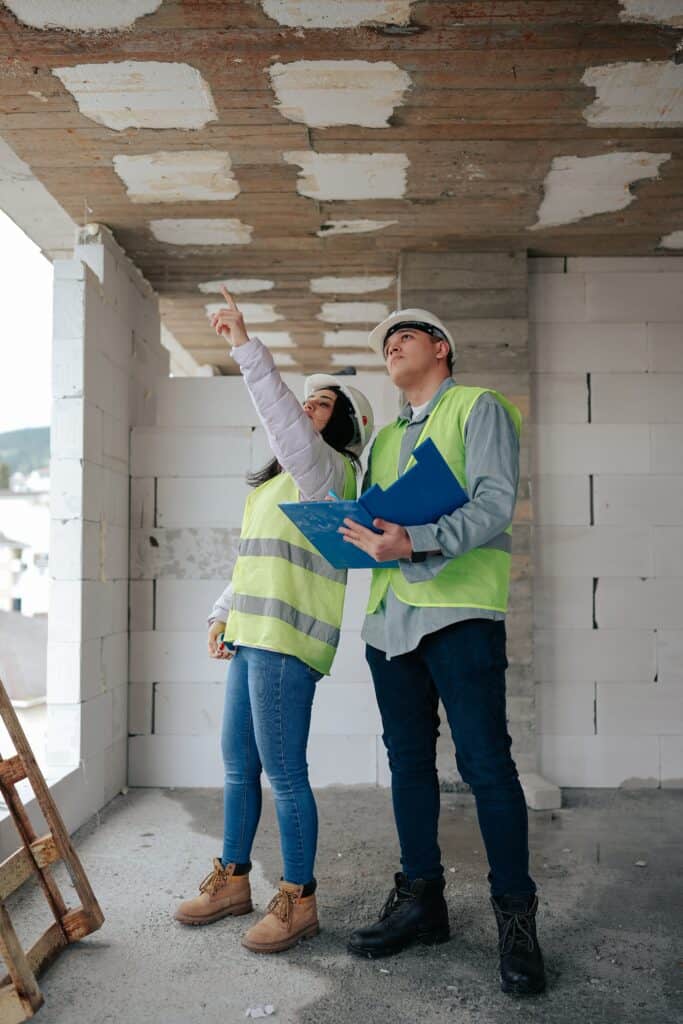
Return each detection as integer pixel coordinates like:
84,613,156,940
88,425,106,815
211,287,250,347
338,517,412,562
208,620,233,660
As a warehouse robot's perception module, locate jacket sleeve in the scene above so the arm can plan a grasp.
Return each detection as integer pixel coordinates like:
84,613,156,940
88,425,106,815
231,337,348,500
401,393,519,581
208,582,232,624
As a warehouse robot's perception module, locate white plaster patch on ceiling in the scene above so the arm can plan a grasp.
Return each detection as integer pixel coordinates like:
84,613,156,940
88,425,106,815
330,351,383,367
205,302,283,323
318,302,390,323
261,1,413,28
618,0,683,26
52,61,217,131
150,219,253,245
3,0,162,30
284,152,409,200
311,275,395,294
323,331,372,347
582,61,683,127
199,279,275,294
316,219,398,236
530,152,670,230
113,152,239,204
269,60,411,128
659,230,683,248
255,332,295,348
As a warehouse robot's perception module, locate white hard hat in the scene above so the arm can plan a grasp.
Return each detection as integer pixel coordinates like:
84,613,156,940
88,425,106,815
304,373,374,456
368,308,455,357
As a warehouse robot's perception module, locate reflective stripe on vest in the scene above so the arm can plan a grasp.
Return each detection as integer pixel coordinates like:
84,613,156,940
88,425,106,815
232,594,340,648
366,385,521,614
226,458,357,674
238,538,346,583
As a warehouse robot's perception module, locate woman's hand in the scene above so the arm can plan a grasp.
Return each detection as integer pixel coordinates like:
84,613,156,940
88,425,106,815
208,620,232,660
211,287,250,347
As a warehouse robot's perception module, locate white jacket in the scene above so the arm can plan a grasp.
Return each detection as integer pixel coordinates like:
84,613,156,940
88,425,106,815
209,337,352,623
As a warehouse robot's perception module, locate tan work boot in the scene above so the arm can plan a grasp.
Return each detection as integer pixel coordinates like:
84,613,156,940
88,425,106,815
174,859,253,926
241,881,319,953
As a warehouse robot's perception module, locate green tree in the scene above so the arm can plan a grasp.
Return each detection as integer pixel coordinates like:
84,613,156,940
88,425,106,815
0,461,10,489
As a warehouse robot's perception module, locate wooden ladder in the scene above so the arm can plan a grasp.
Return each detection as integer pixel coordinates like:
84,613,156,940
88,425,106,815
0,677,104,1023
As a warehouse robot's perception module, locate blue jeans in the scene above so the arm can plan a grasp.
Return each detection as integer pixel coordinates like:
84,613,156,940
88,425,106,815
366,619,536,901
221,646,321,886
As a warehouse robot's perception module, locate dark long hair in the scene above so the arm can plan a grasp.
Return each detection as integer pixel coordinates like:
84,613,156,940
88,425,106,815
246,386,361,488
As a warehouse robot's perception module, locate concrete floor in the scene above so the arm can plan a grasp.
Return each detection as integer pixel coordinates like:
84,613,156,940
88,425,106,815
4,786,682,1024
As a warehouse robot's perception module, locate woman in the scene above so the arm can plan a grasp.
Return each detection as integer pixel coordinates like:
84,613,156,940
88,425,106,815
174,290,374,954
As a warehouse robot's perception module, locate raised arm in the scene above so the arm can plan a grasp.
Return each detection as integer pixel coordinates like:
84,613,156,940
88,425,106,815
211,289,347,500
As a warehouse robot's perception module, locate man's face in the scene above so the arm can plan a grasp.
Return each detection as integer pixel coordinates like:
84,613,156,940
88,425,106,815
383,327,448,387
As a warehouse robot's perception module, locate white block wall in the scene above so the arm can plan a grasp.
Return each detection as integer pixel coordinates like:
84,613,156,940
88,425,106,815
128,372,399,787
530,257,683,788
48,226,169,819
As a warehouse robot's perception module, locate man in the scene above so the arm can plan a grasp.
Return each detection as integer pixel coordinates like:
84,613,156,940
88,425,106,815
339,309,545,996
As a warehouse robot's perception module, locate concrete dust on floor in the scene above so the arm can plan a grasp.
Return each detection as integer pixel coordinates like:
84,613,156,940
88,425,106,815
3,787,682,1024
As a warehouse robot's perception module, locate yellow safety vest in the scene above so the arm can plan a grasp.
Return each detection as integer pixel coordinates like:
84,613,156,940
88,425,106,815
226,459,356,675
367,385,521,615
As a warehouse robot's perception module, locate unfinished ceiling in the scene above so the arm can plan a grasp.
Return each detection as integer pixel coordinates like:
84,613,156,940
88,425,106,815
0,0,682,372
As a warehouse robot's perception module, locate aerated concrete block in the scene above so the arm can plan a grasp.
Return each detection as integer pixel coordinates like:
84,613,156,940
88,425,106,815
595,577,683,629
154,682,224,736
533,577,594,629
307,734,377,786
533,525,653,577
129,631,226,684
131,427,252,478
129,734,222,787
660,736,683,788
518,772,562,810
652,426,683,473
530,374,588,424
591,373,683,425
536,680,596,735
596,683,683,736
539,734,660,788
594,475,683,526
531,425,650,475
311,682,382,736
534,628,656,682
155,579,226,631
586,272,683,323
529,323,648,373
528,273,586,323
156,477,249,528
531,476,591,525
648,323,683,372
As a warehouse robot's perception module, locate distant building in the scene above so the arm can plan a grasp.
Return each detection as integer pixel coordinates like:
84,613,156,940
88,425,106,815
0,489,49,615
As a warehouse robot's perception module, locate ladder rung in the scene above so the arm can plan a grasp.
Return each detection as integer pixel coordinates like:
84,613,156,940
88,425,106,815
0,836,60,901
0,756,27,787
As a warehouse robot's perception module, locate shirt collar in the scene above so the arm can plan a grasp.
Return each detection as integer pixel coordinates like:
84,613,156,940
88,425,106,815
398,377,455,424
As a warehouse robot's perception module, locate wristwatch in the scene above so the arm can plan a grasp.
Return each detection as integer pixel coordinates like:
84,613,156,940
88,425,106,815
410,550,427,563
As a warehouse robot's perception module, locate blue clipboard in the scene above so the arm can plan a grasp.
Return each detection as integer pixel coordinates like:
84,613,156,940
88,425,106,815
279,438,469,570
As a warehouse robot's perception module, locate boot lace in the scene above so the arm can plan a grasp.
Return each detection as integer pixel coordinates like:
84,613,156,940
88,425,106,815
266,888,299,925
496,903,537,955
379,883,413,921
198,860,230,896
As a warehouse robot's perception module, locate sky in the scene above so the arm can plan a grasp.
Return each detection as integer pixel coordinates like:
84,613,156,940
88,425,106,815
0,209,53,433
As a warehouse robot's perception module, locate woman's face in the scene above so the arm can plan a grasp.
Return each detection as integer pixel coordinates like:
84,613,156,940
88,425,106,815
303,388,337,433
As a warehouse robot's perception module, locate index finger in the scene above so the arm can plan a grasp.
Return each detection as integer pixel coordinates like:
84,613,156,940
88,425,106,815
220,286,237,309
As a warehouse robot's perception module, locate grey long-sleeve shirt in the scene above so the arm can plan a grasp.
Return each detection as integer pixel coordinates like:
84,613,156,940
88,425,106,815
361,377,520,660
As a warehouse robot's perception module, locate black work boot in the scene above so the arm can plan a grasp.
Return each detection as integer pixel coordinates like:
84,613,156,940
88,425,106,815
491,894,546,995
347,872,450,958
